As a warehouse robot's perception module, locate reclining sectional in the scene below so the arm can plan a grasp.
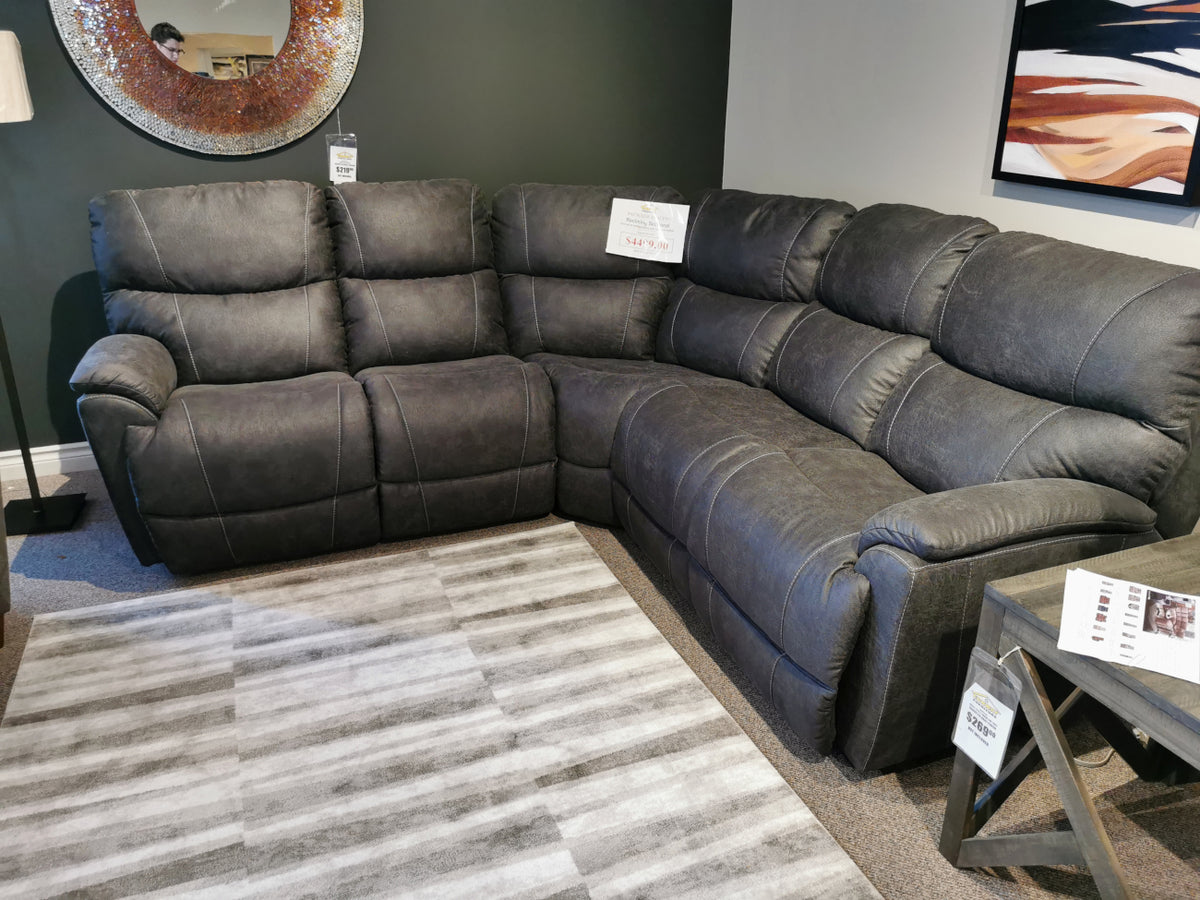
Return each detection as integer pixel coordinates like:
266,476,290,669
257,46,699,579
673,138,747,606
70,179,1200,770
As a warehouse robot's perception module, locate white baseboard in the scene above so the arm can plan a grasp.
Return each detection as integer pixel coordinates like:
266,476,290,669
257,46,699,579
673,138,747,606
0,441,97,484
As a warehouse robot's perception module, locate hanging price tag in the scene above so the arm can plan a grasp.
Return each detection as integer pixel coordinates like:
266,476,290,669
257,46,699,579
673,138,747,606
327,133,358,184
952,647,1021,779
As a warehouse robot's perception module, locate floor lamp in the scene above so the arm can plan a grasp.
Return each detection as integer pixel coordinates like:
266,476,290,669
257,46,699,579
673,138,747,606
0,31,85,534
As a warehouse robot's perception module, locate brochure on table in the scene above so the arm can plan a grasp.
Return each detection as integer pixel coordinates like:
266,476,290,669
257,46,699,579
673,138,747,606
1058,568,1200,684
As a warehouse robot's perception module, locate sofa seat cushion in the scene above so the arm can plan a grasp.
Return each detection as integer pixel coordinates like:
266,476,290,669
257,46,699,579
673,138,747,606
613,384,923,737
124,372,379,572
357,356,555,539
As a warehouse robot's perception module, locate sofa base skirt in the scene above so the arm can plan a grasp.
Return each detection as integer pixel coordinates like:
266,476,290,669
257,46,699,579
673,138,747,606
614,481,838,755
142,485,381,574
379,462,555,540
555,460,618,525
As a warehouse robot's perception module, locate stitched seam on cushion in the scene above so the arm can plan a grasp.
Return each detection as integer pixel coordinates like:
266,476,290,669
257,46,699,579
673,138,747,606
469,188,477,270
826,333,906,423
530,276,545,351
470,271,480,356
172,293,201,383
331,382,342,548
669,284,698,360
618,277,639,357
863,517,1155,552
621,383,688,476
384,376,430,531
303,189,312,375
779,203,827,301
702,451,786,565
180,399,237,564
884,360,945,458
934,240,989,345
954,560,973,705
767,652,784,708
511,366,532,519
992,405,1069,482
78,392,159,420
332,187,394,362
899,224,980,333
816,218,853,304
520,184,532,272
684,192,713,272
670,434,744,524
777,531,858,645
735,306,776,382
125,191,172,290
771,305,822,386
1070,271,1192,403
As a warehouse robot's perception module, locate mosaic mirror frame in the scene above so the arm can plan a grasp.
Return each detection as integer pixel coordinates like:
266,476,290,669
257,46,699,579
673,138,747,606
49,0,364,156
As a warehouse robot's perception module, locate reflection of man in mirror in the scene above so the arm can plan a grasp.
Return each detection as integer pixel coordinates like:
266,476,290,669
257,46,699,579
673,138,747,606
151,23,185,63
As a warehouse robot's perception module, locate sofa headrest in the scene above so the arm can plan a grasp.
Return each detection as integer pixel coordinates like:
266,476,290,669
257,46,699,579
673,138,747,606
934,232,1200,433
90,180,334,295
817,204,996,336
682,188,855,302
325,179,493,278
491,183,684,279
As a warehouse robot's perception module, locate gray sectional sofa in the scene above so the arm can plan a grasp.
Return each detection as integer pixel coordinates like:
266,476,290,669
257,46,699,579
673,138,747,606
70,179,1200,770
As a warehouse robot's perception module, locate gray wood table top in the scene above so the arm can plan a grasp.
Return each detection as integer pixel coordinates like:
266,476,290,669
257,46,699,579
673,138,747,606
986,533,1200,766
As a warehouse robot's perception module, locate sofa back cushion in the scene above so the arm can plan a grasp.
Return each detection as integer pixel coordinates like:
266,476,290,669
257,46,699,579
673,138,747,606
866,233,1200,512
655,189,855,386
768,204,995,444
816,204,997,336
326,179,507,371
683,188,855,302
91,180,345,385
491,183,683,359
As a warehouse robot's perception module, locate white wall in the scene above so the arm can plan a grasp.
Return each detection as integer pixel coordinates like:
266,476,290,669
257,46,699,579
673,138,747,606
724,0,1200,266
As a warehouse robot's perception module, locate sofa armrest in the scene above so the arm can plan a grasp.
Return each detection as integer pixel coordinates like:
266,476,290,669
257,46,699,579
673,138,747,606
70,334,177,416
857,479,1157,561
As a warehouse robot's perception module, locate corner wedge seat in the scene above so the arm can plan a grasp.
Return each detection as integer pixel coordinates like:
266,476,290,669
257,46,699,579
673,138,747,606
72,181,379,573
326,179,555,539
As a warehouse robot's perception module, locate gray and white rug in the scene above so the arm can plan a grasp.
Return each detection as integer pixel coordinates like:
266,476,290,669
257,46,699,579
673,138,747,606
0,523,878,898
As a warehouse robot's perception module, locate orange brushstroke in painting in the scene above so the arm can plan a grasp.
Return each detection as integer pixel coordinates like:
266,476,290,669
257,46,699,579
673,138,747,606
1006,75,1199,187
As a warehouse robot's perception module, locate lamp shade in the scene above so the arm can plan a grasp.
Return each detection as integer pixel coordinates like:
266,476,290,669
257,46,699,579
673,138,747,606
0,31,33,123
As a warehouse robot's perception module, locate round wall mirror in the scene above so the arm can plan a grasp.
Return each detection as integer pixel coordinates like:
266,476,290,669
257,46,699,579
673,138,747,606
49,0,363,155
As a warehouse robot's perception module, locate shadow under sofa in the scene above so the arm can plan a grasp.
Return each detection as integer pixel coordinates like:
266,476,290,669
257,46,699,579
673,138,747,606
69,179,1200,771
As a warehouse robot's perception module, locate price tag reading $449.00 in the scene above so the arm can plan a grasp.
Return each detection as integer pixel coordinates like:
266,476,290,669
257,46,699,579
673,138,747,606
952,647,1021,779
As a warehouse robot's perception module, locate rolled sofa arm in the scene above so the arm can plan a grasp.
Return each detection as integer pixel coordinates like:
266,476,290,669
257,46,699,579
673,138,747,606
69,334,177,415
858,478,1158,561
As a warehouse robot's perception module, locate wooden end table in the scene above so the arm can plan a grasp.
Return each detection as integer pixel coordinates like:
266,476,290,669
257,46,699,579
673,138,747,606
939,534,1200,899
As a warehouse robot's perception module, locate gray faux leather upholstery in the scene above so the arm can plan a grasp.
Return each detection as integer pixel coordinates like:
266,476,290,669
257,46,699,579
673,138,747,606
358,356,555,539
325,180,508,370
492,183,684,359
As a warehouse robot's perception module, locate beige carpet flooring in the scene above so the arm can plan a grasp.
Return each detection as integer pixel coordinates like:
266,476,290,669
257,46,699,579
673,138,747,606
1,471,1198,899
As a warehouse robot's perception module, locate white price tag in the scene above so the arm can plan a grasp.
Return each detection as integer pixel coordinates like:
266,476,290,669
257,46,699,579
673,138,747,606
952,681,1017,779
327,134,358,184
605,198,689,263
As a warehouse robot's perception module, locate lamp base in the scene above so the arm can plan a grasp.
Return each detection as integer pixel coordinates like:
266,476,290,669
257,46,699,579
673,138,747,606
4,493,86,535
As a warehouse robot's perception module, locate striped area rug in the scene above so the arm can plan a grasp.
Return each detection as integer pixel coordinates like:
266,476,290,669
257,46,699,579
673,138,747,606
0,523,878,898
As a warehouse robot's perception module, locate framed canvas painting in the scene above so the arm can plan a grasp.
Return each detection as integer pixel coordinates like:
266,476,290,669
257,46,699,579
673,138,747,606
994,0,1200,205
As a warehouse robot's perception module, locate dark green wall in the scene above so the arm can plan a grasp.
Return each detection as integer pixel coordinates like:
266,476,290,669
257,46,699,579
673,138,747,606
0,0,731,450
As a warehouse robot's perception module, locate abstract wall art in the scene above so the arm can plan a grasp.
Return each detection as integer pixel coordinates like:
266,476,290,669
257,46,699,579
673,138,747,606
995,0,1200,205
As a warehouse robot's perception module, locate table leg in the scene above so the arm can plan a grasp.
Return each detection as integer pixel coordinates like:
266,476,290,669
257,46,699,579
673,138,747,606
939,596,1005,863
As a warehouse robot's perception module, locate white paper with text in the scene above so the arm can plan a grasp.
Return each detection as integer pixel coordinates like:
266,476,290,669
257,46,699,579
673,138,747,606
1058,568,1199,683
605,198,689,263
